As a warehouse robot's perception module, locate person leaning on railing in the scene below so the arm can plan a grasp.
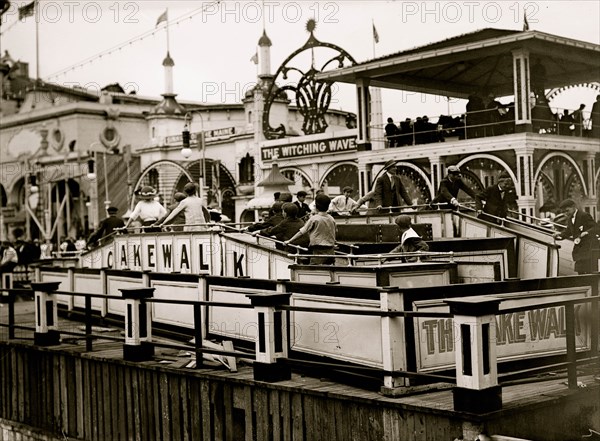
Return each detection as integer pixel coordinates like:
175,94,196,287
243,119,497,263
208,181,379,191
553,199,599,275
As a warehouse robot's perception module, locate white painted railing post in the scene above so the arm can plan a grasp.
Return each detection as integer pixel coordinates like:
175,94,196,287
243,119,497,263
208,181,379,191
246,289,291,382
0,272,13,291
119,287,155,361
446,297,502,413
380,287,409,393
32,281,61,346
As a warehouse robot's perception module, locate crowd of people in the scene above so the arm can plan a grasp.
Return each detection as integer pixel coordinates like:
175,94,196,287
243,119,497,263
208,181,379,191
1,170,597,273
384,93,600,148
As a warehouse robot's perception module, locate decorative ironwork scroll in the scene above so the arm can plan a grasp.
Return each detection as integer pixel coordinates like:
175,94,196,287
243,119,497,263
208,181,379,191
262,19,357,140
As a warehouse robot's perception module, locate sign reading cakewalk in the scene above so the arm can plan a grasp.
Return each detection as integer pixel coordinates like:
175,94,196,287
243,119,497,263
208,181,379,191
261,136,356,161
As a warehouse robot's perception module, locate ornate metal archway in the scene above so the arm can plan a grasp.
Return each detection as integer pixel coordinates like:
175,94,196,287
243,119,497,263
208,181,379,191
262,19,356,140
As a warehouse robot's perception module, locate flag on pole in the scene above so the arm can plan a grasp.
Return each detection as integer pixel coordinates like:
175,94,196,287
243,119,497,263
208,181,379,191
156,9,168,27
250,51,259,65
18,0,35,19
372,23,379,44
522,11,530,31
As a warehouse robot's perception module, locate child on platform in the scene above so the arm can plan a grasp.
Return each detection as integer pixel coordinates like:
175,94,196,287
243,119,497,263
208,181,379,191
284,194,337,265
389,215,429,261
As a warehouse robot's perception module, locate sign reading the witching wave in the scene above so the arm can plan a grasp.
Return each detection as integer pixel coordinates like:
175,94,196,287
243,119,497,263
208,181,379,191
261,136,356,161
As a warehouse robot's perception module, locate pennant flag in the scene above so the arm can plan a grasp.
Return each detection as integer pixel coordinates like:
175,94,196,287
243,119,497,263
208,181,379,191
250,51,258,65
523,11,530,31
18,0,35,19
156,9,168,27
372,23,379,44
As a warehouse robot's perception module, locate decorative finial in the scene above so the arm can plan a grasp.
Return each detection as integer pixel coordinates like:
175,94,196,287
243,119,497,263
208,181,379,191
306,18,316,34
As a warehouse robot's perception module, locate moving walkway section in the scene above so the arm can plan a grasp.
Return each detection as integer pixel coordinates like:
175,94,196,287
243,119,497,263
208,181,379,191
79,228,296,280
336,210,562,279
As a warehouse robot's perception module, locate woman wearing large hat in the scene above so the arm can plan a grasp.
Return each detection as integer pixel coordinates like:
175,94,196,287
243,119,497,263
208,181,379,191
124,186,167,232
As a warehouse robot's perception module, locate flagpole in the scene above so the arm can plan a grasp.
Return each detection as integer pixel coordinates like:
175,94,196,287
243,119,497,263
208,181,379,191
35,0,40,80
165,8,170,53
372,19,376,58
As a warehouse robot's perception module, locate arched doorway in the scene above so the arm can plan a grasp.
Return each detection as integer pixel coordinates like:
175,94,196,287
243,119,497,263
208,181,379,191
320,163,359,198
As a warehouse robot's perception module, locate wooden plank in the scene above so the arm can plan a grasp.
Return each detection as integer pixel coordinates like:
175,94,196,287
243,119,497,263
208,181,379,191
67,356,78,437
179,375,190,441
200,379,211,441
243,385,253,441
212,381,224,441
116,364,128,441
254,387,270,441
189,378,202,441
59,354,69,433
160,372,172,441
223,383,234,441
97,359,106,441
75,358,85,439
52,354,61,435
279,390,292,441
302,395,318,441
171,374,182,441
17,347,24,422
102,362,114,441
152,368,163,441
132,365,141,441
124,366,134,441
145,369,157,441
291,392,304,441
269,389,281,441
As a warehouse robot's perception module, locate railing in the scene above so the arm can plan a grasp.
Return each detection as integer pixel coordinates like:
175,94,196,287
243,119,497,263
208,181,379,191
375,104,596,148
1,273,597,407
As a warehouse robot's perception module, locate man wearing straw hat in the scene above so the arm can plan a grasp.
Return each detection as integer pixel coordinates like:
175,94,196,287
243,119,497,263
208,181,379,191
373,160,413,212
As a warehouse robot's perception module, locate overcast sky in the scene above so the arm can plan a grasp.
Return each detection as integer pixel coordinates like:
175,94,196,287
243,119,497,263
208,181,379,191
2,1,599,121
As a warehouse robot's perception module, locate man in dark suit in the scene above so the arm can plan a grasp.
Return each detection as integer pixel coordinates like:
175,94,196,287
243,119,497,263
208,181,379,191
87,206,125,247
554,199,598,274
374,160,413,211
476,171,516,223
294,191,311,220
431,165,478,210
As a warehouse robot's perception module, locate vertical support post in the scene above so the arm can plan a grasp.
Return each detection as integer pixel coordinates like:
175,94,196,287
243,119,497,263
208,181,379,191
515,148,536,221
119,287,155,361
0,273,13,292
85,295,93,351
565,303,577,389
512,48,532,132
32,281,61,346
246,291,291,382
0,277,16,340
193,302,204,369
380,288,409,394
446,297,502,414
355,78,372,151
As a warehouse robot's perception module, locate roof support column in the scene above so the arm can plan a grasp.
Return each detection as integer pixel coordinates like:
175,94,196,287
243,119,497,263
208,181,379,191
430,157,444,199
583,152,597,219
356,78,372,150
516,148,536,221
512,49,532,132
357,162,373,197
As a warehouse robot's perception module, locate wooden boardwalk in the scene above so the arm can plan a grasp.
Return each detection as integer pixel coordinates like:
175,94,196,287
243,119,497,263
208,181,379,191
1,299,599,441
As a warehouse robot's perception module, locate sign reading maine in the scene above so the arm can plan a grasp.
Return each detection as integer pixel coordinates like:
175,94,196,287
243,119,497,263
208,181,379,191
261,136,356,161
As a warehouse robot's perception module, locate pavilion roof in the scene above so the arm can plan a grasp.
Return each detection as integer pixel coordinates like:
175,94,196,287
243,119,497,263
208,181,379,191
317,28,600,99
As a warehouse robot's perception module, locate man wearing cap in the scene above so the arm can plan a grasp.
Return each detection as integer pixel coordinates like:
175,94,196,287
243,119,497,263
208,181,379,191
374,160,413,211
87,206,125,247
431,165,477,210
475,171,517,223
554,199,598,274
328,186,357,216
